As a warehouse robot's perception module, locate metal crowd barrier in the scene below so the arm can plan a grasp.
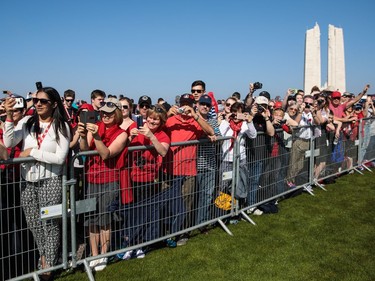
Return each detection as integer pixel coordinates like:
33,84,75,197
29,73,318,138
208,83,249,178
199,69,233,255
1,118,374,280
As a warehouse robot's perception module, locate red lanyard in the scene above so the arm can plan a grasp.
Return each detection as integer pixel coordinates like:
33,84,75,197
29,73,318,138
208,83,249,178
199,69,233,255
37,121,53,148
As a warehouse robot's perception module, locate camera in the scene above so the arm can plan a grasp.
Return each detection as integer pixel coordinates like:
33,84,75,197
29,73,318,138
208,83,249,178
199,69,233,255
317,99,324,105
177,107,185,114
279,119,286,125
253,82,263,90
257,104,265,113
14,97,24,109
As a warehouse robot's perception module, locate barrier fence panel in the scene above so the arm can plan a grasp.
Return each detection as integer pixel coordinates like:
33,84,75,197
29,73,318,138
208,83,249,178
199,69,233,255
69,137,236,277
0,157,68,281
359,117,375,169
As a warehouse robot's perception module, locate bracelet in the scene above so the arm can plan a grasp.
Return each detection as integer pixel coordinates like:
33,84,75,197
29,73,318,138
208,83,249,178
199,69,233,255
194,115,200,121
5,119,14,122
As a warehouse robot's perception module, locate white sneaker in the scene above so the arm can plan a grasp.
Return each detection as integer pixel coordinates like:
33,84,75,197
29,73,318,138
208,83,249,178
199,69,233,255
135,249,145,259
252,208,263,216
89,258,100,269
94,257,108,271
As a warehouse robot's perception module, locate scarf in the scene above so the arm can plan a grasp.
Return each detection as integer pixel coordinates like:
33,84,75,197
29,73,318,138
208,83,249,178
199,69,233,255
229,119,243,150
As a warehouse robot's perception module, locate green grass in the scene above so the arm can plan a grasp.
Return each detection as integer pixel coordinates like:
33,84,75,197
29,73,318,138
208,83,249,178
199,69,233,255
56,170,375,281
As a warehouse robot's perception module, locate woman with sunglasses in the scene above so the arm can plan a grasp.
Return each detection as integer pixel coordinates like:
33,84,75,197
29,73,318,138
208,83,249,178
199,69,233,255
117,104,170,260
78,97,128,271
119,97,136,140
217,97,237,125
3,87,71,278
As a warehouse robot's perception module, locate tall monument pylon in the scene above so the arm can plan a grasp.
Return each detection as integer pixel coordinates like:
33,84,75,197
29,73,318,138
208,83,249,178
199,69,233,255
328,24,346,92
304,23,321,94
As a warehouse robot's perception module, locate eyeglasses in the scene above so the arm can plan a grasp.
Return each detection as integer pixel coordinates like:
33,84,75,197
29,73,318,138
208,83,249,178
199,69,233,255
140,104,150,109
32,98,51,105
191,89,203,94
100,101,120,109
199,103,211,107
65,99,74,103
226,103,233,107
121,105,129,110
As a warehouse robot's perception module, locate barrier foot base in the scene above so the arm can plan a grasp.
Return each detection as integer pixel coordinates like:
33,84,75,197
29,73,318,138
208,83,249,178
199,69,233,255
354,168,364,175
83,259,95,281
303,185,315,196
313,180,327,191
217,218,234,236
362,164,373,172
240,210,256,226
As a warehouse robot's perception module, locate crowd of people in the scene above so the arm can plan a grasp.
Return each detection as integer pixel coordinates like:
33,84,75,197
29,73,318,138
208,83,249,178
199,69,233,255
0,80,374,278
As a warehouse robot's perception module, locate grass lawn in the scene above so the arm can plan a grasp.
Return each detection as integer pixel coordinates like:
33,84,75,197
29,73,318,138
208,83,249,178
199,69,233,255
56,169,375,281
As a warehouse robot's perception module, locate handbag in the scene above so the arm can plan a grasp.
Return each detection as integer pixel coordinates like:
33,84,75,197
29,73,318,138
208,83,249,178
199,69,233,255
214,192,236,211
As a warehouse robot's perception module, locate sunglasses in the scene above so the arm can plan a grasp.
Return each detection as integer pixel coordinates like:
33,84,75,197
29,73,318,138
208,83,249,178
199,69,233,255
226,103,233,107
140,104,150,109
191,89,203,94
305,103,314,106
332,97,341,100
65,99,74,103
199,103,211,107
289,108,297,111
151,106,166,113
25,98,32,102
121,105,129,110
100,101,120,109
32,98,51,105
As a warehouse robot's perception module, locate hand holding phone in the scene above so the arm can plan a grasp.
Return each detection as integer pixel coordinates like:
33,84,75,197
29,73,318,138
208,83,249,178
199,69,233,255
79,111,96,126
36,81,43,90
137,117,144,128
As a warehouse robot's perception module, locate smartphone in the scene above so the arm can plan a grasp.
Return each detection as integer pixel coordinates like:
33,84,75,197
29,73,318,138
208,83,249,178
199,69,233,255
36,81,43,90
236,113,246,120
137,117,144,128
14,97,24,109
2,90,8,94
80,111,96,126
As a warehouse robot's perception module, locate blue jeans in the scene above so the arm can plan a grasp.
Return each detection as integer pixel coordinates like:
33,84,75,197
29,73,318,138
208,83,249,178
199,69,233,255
196,170,216,224
247,160,264,207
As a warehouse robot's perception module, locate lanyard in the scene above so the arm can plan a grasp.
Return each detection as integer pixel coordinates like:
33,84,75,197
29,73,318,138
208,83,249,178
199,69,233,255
37,121,53,148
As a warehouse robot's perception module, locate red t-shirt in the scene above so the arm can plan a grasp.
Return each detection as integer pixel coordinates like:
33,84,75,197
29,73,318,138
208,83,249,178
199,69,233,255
329,102,347,119
130,129,170,182
164,115,204,176
86,122,126,184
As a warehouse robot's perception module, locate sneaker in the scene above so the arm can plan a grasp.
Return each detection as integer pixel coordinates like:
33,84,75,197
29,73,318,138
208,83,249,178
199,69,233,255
165,238,177,248
89,258,100,269
252,208,263,216
94,257,108,271
135,249,145,259
116,250,133,260
176,237,189,246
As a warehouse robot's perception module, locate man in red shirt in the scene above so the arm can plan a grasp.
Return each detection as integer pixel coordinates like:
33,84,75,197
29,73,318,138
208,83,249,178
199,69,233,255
164,93,214,245
329,84,370,121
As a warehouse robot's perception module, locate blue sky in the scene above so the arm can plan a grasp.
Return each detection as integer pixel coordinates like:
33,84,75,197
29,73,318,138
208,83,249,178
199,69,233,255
1,0,374,104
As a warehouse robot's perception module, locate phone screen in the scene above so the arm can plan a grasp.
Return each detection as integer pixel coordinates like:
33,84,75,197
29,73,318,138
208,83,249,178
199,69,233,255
137,117,144,128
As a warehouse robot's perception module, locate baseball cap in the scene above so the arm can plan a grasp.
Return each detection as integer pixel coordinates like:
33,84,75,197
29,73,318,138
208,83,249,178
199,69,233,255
342,92,354,97
259,91,271,100
331,91,341,99
100,97,122,113
274,101,283,109
138,95,152,106
198,95,212,106
179,93,195,105
255,96,269,105
324,85,336,92
353,103,363,110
